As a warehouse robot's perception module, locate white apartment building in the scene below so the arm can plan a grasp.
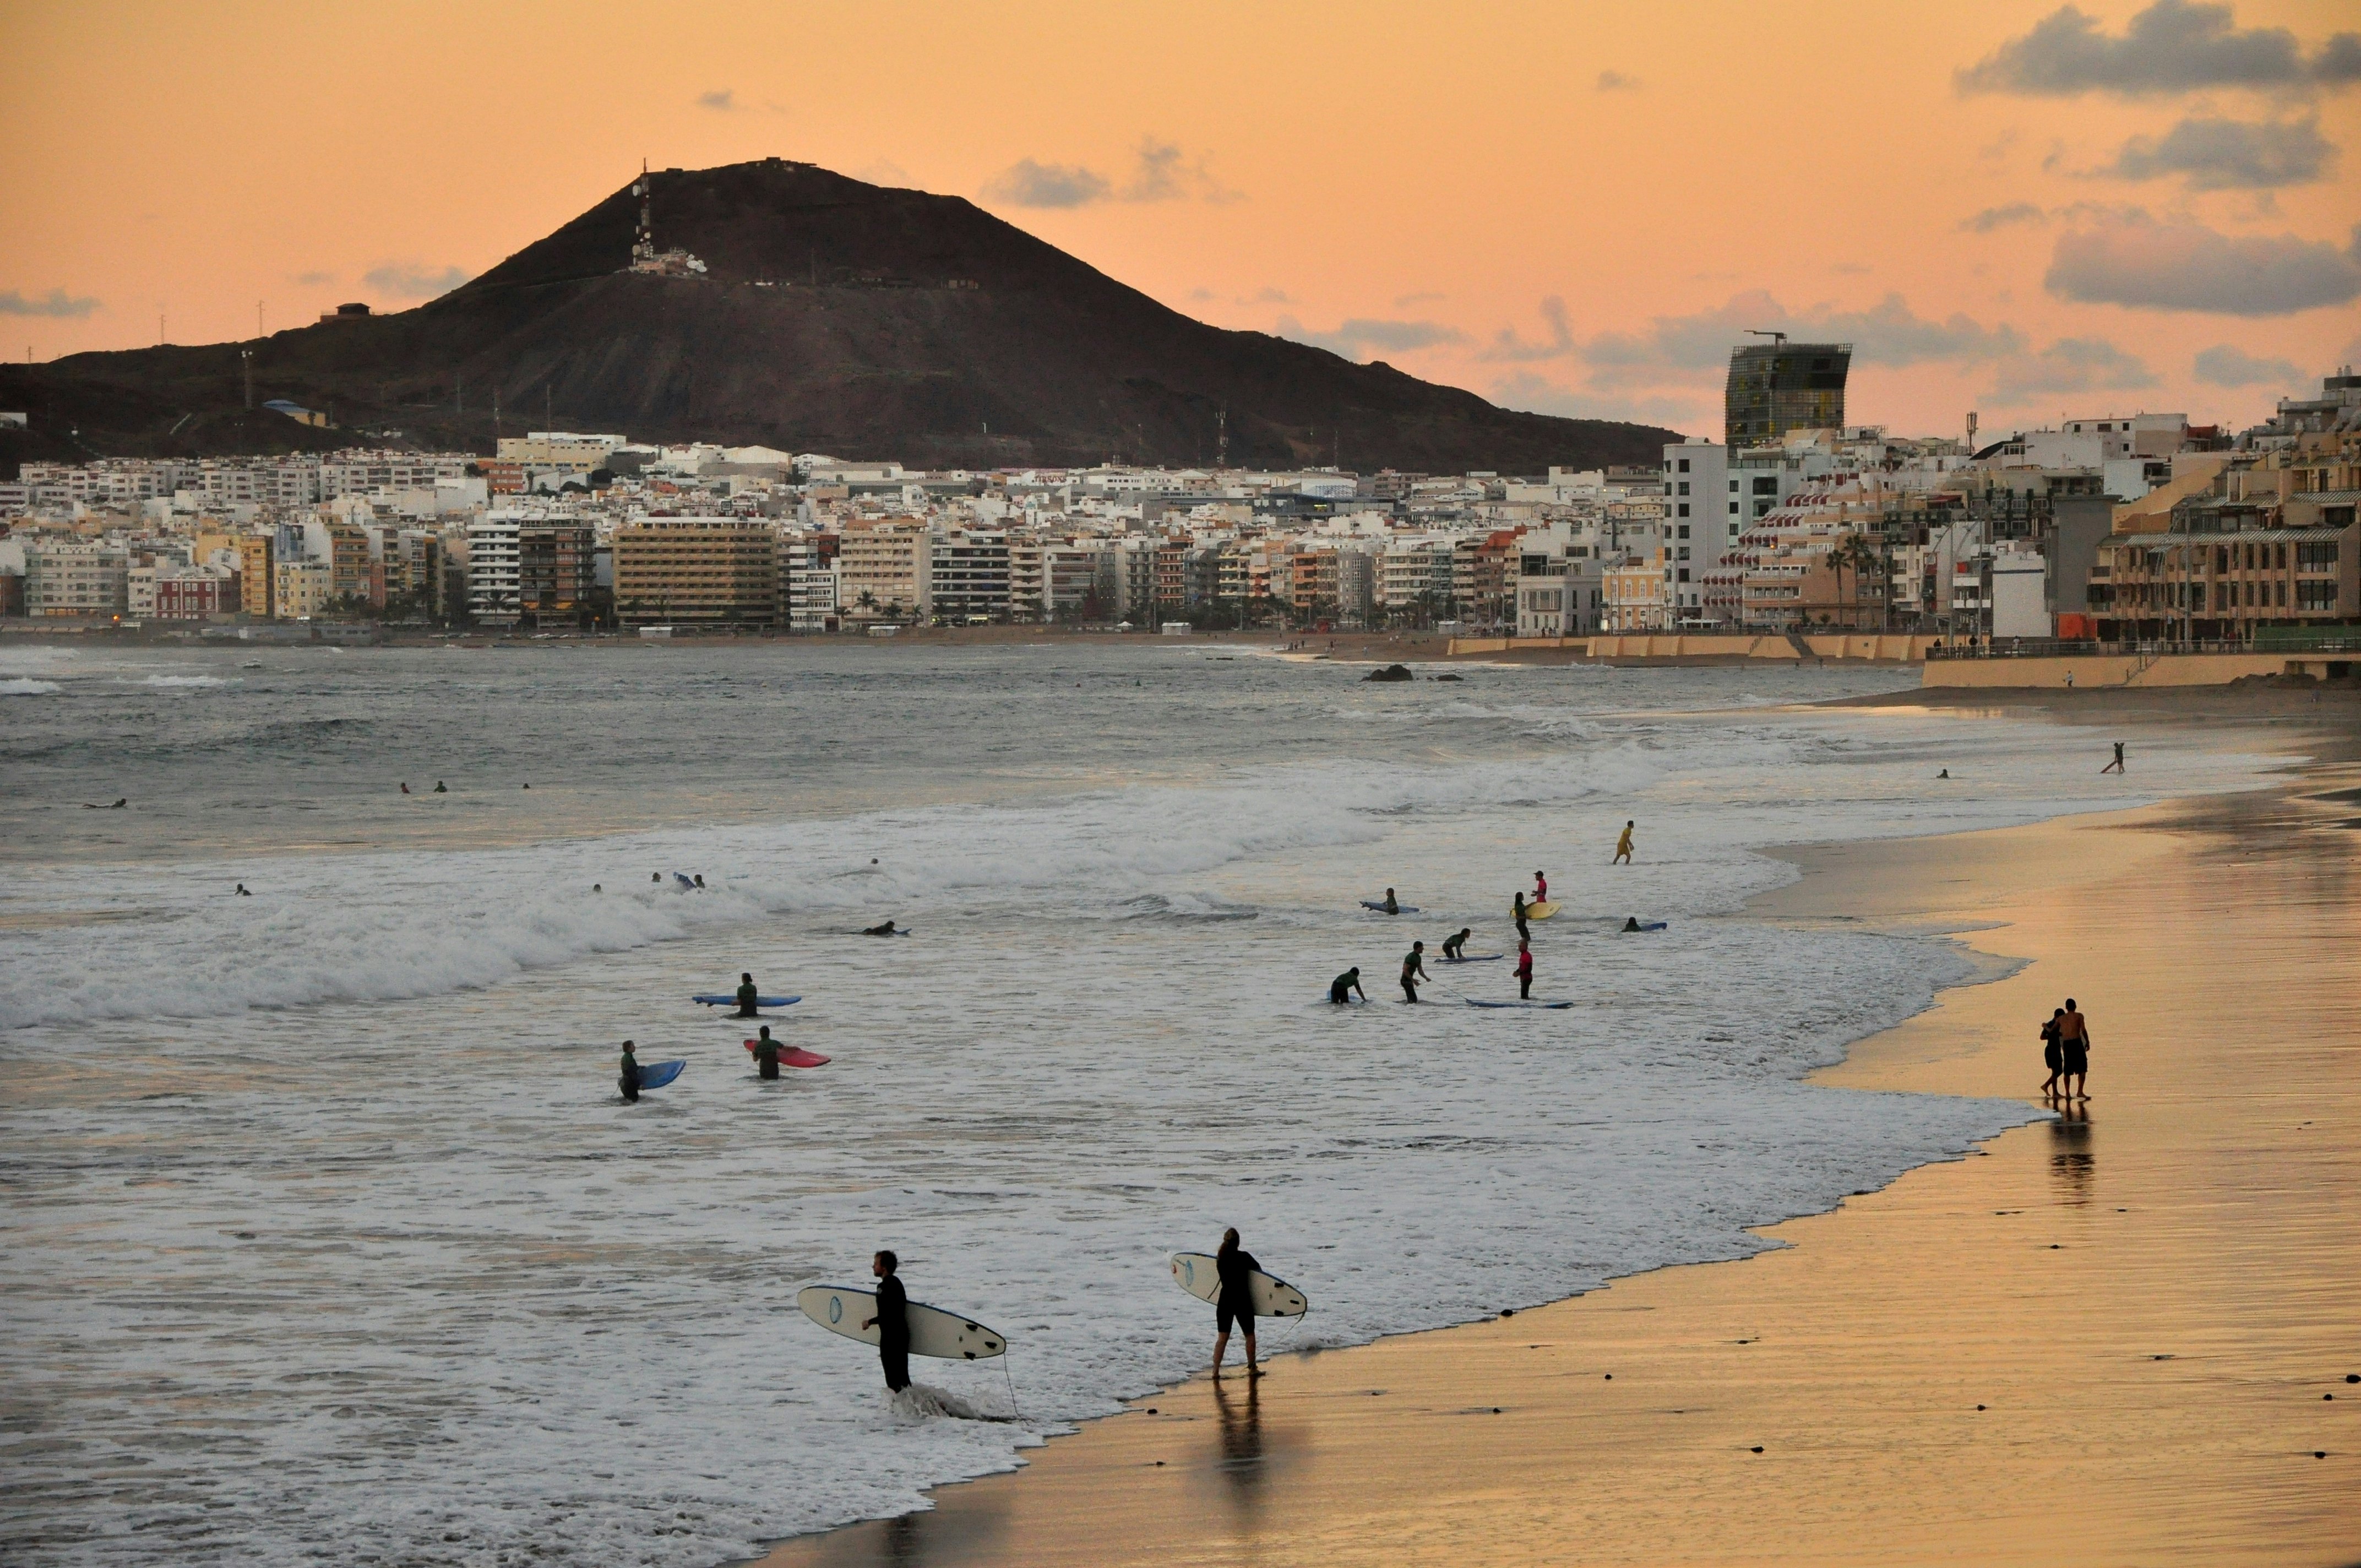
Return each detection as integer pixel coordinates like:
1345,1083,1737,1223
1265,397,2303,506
23,542,129,618
1380,539,1455,611
780,536,839,631
496,432,627,468
466,514,525,624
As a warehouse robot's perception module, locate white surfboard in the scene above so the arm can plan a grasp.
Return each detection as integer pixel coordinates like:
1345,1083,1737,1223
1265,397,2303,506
1168,1252,1309,1317
796,1284,1007,1360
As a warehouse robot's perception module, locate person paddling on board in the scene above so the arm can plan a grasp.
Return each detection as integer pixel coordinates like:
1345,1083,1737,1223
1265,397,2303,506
861,1250,911,1393
1512,892,1530,943
862,919,899,937
1442,927,1472,960
734,972,761,1019
1622,916,1644,933
1515,939,1535,1000
1211,1228,1263,1380
235,883,251,896
1380,887,1400,915
1613,820,1634,864
1329,967,1366,1005
1401,940,1428,1003
618,1040,642,1104
751,1025,782,1080
433,781,447,793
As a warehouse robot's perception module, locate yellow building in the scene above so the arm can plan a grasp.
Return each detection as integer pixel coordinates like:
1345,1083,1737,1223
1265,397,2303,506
273,558,332,619
835,519,931,623
612,517,780,627
235,533,274,617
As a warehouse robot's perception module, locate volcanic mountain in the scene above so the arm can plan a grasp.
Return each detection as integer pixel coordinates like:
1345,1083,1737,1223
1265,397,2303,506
1,159,1680,472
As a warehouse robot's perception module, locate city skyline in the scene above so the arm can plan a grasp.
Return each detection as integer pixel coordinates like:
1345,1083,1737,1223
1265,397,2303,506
4,0,2358,441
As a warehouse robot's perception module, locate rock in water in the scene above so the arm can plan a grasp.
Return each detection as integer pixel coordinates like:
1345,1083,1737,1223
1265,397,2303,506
1364,663,1415,683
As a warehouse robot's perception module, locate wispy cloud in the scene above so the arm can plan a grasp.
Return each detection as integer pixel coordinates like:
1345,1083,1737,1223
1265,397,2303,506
362,262,473,300
1961,202,2049,232
1595,69,1642,92
0,287,101,318
982,159,1112,209
1276,315,1468,362
697,89,738,111
1481,296,1576,362
2044,213,2361,314
2104,115,2335,188
1988,336,2160,402
2193,344,2302,385
982,138,1240,209
291,270,336,286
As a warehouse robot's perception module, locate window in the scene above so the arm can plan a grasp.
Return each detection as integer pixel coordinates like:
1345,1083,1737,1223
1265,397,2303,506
1729,480,1739,492
1677,568,1690,582
2297,580,2336,610
2297,541,2339,568
1753,477,1778,495
1677,459,1690,473
1678,503,1690,518
2277,580,2287,607
1728,502,1739,515
1677,525,1690,539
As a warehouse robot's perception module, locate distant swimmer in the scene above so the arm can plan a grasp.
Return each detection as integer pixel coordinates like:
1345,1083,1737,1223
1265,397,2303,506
694,874,707,890
862,1250,912,1392
235,883,251,896
1613,821,1634,865
1210,1227,1264,1380
1515,939,1534,1000
1380,887,1400,915
1623,916,1642,932
2101,742,2125,775
1442,927,1472,960
433,781,448,793
1936,769,1950,779
862,919,900,937
1532,869,1548,903
734,972,761,1019
1329,966,1366,1005
1401,940,1428,1003
400,782,411,794
522,782,531,790
751,1025,782,1080
1512,892,1530,943
619,1040,642,1104
591,884,602,893
652,873,663,884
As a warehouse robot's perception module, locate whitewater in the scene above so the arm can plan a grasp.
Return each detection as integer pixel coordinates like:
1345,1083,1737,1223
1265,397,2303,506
0,640,2280,1565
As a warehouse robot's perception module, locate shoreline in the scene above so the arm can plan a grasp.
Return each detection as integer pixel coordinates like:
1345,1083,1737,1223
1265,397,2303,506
756,718,2359,1566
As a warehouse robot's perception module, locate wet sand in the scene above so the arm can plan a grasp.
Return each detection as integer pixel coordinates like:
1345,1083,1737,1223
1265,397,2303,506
761,754,2360,1566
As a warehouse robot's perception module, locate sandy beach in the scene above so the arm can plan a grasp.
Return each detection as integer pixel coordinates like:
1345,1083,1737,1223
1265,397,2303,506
763,708,2360,1567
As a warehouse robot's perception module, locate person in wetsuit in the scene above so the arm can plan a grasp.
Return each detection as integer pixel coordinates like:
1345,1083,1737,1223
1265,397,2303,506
1380,888,1400,915
618,1040,642,1103
735,973,761,1018
751,1025,782,1080
1329,967,1365,1005
1401,941,1428,1003
862,1250,911,1393
1512,892,1530,943
1211,1227,1263,1380
863,920,899,937
1442,927,1471,960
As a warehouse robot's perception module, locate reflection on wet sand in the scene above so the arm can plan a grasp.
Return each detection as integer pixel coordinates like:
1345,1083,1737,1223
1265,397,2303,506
2048,1102,2095,1206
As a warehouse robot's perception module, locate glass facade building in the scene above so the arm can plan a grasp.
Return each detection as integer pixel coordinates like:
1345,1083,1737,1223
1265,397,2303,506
1724,342,1851,449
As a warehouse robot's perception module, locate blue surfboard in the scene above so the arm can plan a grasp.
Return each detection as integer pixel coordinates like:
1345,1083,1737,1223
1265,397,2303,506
1439,954,1503,963
673,873,698,890
631,1059,686,1090
692,994,801,1008
1465,999,1574,1010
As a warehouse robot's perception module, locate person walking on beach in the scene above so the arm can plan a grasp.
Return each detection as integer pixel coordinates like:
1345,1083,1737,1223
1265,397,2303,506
750,1025,782,1080
1329,966,1366,1005
618,1040,642,1104
2039,1008,2065,1098
733,972,761,1019
1400,941,1428,1003
1442,927,1472,960
1515,938,1535,1000
2058,999,2091,1098
1613,821,1635,864
2101,742,2125,775
1211,1228,1263,1380
861,1251,911,1393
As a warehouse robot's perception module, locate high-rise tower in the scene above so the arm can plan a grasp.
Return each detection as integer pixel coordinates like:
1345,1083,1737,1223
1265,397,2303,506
1723,340,1850,450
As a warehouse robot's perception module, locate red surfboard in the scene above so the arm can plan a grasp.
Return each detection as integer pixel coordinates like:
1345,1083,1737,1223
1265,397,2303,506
745,1039,830,1068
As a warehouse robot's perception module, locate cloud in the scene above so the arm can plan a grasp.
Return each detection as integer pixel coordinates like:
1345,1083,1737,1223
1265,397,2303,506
1962,202,2049,232
1394,290,1444,307
2044,213,2361,313
981,138,1238,209
1241,286,1293,305
1988,337,2161,402
362,262,473,299
1574,289,2025,380
2192,344,2302,385
1276,315,1468,361
1482,295,1576,362
696,89,737,111
291,270,335,286
1595,70,1641,91
0,287,101,318
2106,115,2335,187
1957,0,2361,97
982,159,1111,208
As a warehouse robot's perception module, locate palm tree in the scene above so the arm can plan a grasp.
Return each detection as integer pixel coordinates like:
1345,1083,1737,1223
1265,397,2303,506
854,588,879,619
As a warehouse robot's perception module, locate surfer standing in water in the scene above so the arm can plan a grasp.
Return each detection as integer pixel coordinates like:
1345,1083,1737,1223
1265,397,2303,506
1380,887,1400,915
734,973,761,1018
1211,1228,1263,1380
1613,821,1635,864
1516,939,1535,1000
1329,967,1366,1005
1533,870,1548,903
750,1026,782,1080
1400,940,1428,1003
618,1041,642,1103
1512,892,1530,943
862,1250,911,1392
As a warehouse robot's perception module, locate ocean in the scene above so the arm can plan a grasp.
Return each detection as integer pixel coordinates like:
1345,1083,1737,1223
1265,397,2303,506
0,639,2278,1565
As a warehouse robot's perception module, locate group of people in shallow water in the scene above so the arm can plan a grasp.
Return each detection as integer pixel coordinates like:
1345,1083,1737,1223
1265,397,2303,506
2038,999,2094,1100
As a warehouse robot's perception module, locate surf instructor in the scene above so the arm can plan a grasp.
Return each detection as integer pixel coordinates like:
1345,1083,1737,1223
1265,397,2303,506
1211,1228,1263,1380
862,1250,911,1393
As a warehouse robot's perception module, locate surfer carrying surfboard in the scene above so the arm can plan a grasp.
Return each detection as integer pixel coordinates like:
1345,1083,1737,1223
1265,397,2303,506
861,1251,912,1392
618,1041,641,1103
750,1026,782,1079
733,973,761,1018
1211,1229,1264,1380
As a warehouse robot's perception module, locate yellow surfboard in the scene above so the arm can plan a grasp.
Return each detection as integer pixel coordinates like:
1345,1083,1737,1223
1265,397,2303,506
1522,900,1560,919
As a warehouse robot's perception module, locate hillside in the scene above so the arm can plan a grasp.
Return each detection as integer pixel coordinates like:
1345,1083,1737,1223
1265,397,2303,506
0,159,1681,473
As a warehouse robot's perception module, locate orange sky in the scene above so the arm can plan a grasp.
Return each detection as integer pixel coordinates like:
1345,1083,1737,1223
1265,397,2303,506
4,0,2357,443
